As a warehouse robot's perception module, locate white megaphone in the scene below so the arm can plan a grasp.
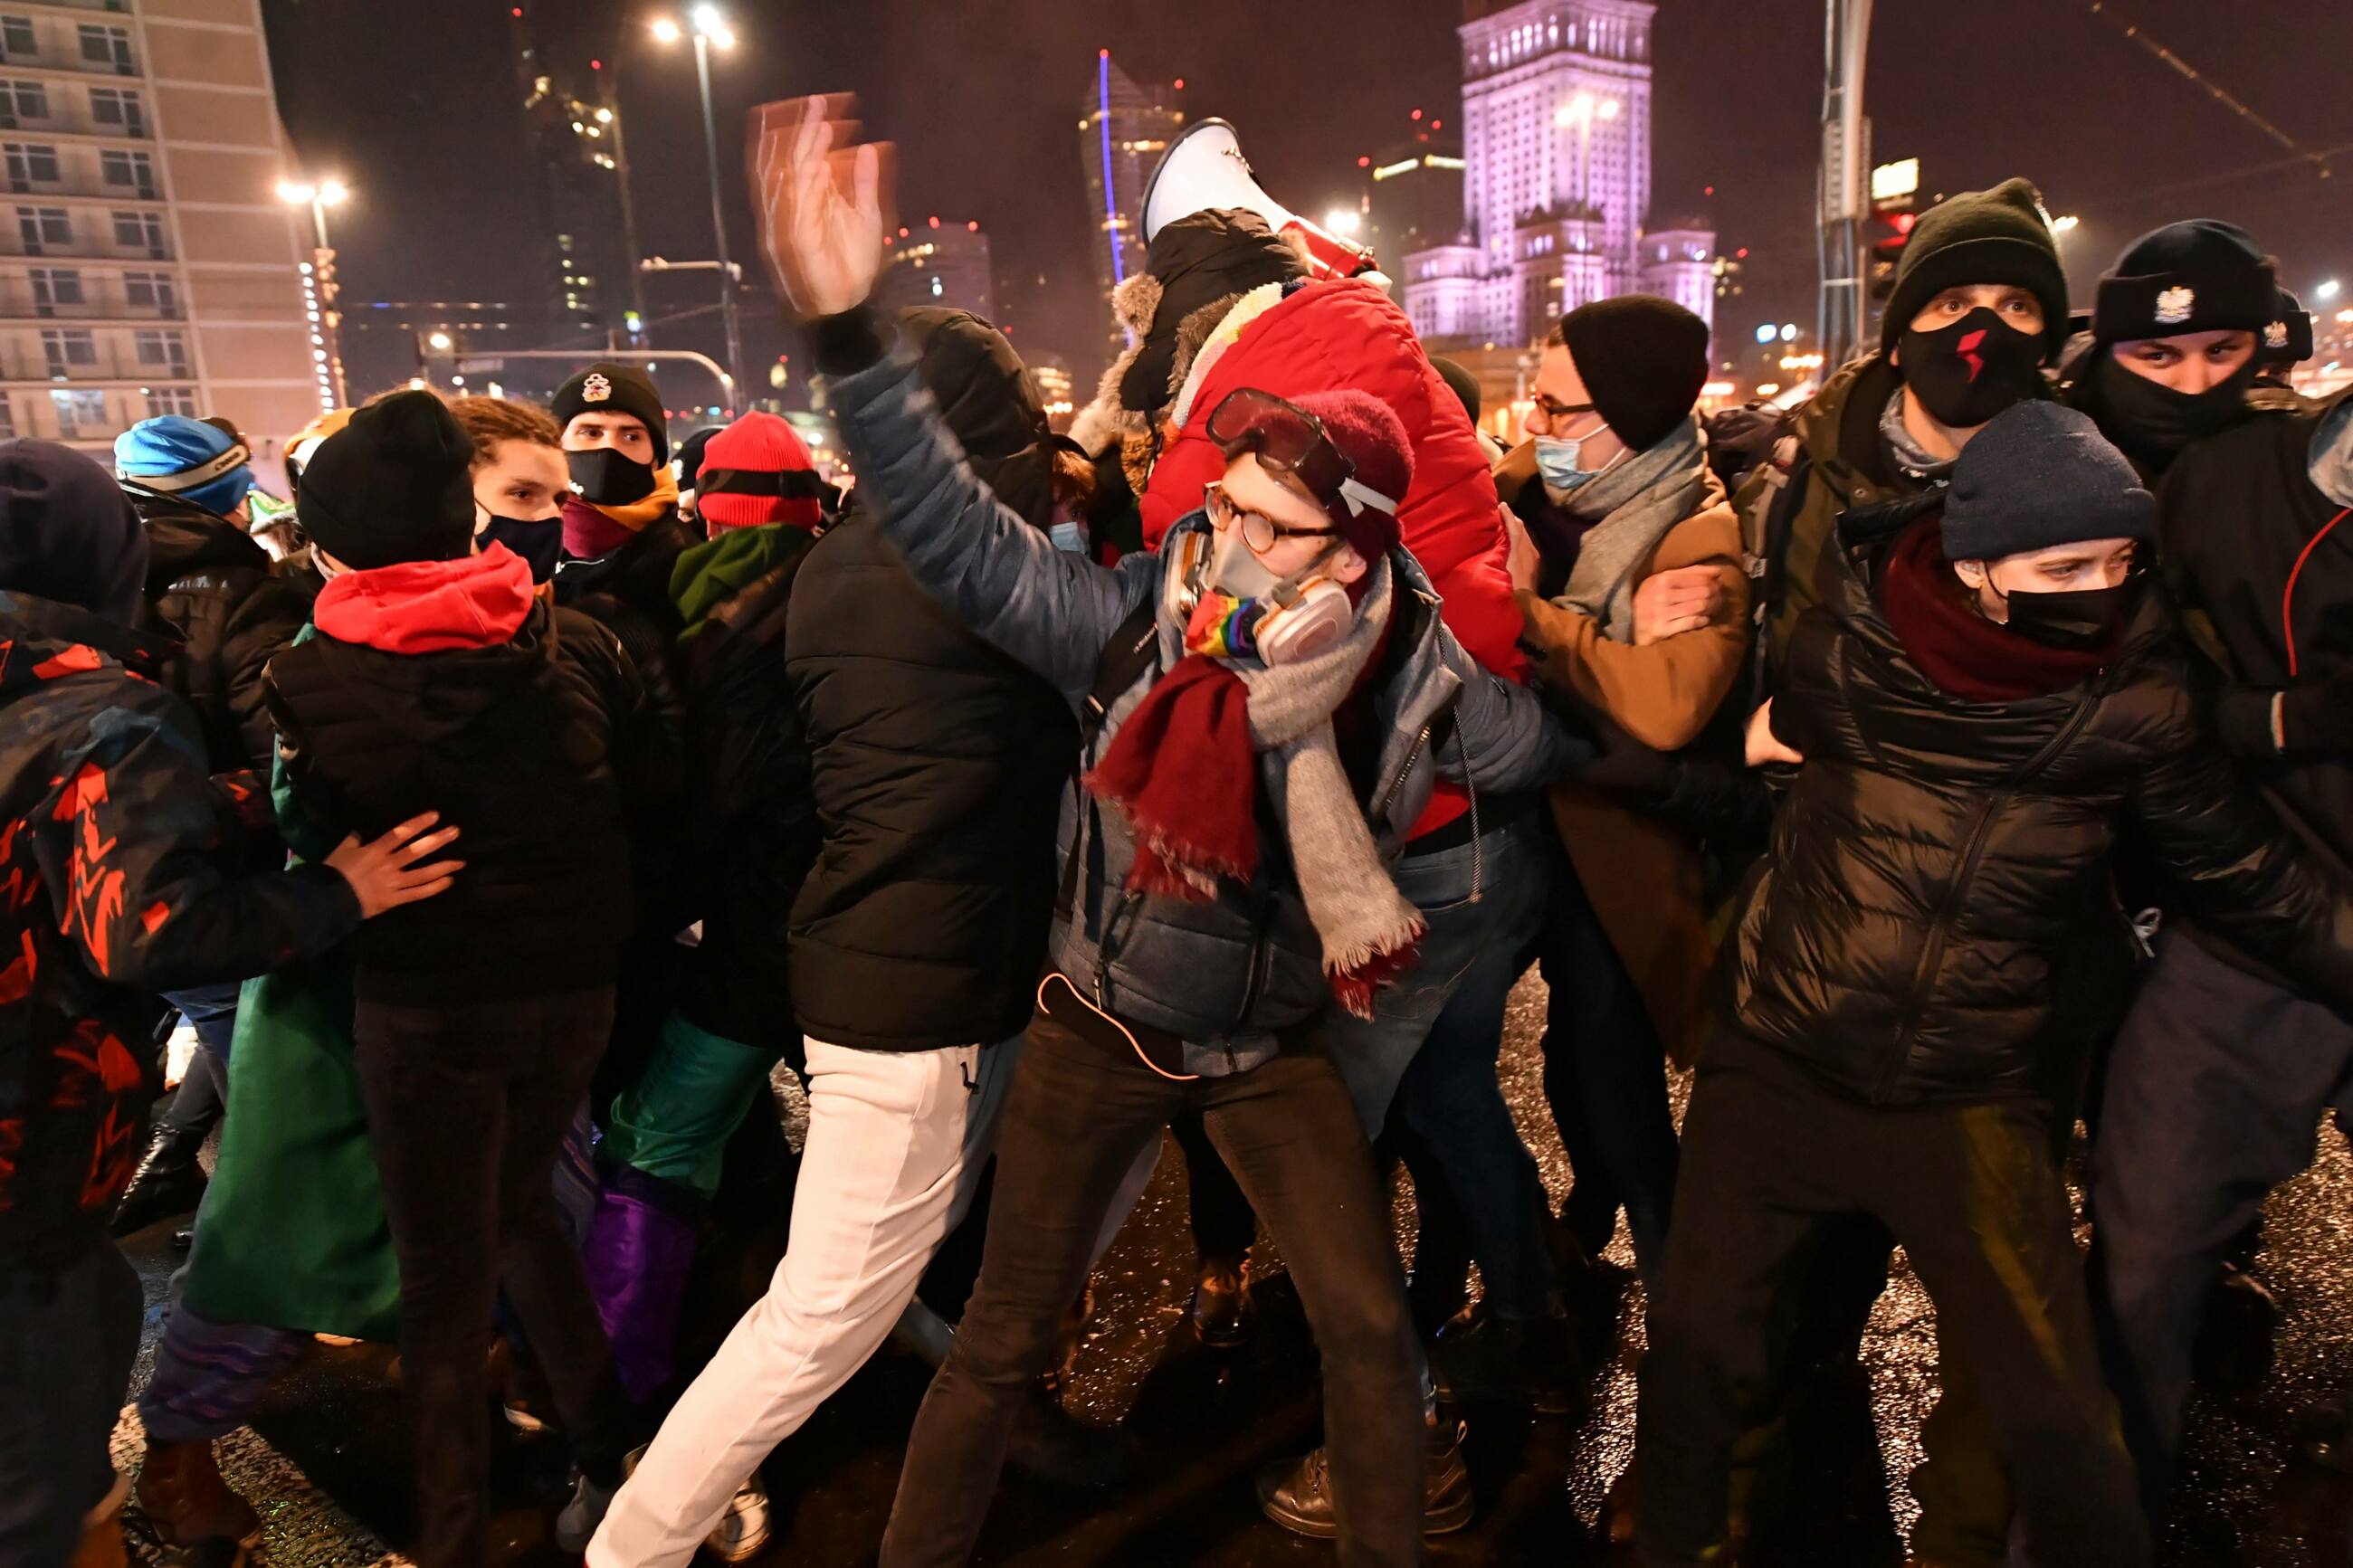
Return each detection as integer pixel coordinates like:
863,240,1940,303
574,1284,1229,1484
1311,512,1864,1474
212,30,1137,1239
1142,118,1377,283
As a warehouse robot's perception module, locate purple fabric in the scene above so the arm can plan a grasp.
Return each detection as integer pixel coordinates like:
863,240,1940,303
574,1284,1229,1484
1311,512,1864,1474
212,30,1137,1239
138,1305,307,1444
581,1187,699,1402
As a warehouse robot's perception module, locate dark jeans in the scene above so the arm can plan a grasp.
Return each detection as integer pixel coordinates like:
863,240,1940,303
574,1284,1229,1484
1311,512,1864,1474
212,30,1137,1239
0,1240,141,1568
1536,838,1678,1278
2091,931,2353,1525
1637,1033,2147,1568
880,1012,1426,1568
1171,1109,1257,1260
353,986,631,1568
1391,828,1558,1320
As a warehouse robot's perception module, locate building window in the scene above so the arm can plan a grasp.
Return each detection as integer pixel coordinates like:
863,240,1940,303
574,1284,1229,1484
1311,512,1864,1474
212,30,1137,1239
51,387,106,438
16,203,68,249
99,147,153,196
0,78,47,122
122,269,175,315
0,394,14,439
0,16,33,60
133,328,186,375
145,385,196,418
28,265,82,314
41,327,97,371
89,87,144,138
110,207,165,256
78,24,131,75
3,139,57,187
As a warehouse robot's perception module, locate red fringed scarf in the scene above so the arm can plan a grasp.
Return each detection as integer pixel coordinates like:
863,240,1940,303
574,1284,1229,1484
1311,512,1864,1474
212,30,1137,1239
1083,654,1257,901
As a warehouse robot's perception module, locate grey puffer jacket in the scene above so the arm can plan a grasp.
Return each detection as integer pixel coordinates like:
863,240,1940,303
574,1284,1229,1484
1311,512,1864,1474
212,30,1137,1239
819,330,1576,1065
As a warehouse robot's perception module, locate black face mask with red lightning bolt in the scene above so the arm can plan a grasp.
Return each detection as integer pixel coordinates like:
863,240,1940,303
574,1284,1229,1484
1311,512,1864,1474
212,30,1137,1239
1897,307,2049,430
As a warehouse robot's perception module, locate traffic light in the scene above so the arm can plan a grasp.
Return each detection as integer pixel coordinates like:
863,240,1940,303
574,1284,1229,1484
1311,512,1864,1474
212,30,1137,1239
1868,211,1916,302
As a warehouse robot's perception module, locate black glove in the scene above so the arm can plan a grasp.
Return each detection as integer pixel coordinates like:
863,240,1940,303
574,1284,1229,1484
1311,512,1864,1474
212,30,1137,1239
2216,670,2353,761
1569,714,1680,798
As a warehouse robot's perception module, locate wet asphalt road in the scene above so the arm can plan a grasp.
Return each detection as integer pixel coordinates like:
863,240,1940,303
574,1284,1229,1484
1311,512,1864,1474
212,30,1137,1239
115,972,2353,1567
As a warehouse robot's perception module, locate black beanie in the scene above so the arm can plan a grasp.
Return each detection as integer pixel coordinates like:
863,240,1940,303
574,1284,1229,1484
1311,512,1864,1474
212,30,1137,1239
0,438,147,624
1117,210,1308,413
2092,220,2277,345
552,361,670,465
1940,401,2155,563
673,423,727,489
297,391,478,571
2262,288,2314,367
1880,177,2068,357
1431,356,1483,427
1557,296,1711,451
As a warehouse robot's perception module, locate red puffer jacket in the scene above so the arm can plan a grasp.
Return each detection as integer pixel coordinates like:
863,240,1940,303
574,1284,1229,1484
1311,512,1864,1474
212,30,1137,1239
1139,279,1526,838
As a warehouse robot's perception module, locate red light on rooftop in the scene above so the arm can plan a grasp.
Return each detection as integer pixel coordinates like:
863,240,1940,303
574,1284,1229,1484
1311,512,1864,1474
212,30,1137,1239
510,5,521,14
966,220,978,232
1703,185,1715,196
1410,108,1423,120
1432,119,1442,129
1173,78,1185,90
1099,47,1109,58
1736,246,1749,258
897,226,909,237
589,58,602,69
1357,156,1371,167
928,214,940,229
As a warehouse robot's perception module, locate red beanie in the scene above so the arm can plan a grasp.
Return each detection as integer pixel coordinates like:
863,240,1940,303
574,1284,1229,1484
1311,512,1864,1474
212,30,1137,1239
1289,390,1411,565
696,412,823,535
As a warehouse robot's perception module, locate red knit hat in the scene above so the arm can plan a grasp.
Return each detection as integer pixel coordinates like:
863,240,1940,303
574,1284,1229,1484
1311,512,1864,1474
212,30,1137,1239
696,412,824,535
1288,390,1411,564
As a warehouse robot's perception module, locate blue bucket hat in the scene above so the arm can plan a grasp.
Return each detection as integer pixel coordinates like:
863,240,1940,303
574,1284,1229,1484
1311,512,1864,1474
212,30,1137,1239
114,414,255,518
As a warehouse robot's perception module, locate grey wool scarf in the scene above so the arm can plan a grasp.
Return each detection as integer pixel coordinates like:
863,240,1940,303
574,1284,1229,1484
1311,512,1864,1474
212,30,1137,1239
1558,416,1710,642
1236,561,1424,1014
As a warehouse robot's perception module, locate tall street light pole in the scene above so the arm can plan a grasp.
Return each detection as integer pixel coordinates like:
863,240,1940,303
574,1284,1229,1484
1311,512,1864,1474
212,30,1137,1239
1817,0,1873,372
655,7,745,410
278,176,350,407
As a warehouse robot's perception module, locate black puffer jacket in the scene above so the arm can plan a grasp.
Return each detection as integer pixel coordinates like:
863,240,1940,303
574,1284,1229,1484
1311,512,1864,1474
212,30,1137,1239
1730,517,2353,1107
785,309,1078,1051
133,491,317,774
265,581,649,1008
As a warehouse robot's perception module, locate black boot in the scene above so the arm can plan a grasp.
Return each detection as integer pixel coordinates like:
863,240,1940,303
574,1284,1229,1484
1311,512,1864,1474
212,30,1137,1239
1005,1376,1128,1489
110,1122,207,1236
1431,1301,1586,1418
1187,1251,1254,1350
1255,1417,1473,1540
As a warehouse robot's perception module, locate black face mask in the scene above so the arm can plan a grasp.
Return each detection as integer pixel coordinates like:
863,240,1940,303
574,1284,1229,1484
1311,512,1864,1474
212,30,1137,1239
1998,575,2142,651
567,446,658,508
2092,352,2257,474
1899,308,2049,430
477,515,563,584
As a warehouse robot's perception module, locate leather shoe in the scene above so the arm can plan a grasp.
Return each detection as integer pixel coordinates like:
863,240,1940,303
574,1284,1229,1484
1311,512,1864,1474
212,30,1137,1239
1188,1252,1254,1350
110,1124,206,1236
1255,1418,1472,1540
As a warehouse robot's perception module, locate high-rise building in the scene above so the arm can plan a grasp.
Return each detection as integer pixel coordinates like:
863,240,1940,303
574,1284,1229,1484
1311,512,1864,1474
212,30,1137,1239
0,0,321,453
509,5,636,351
1402,0,1714,353
1079,52,1180,365
1026,355,1074,430
877,219,995,323
1366,138,1469,270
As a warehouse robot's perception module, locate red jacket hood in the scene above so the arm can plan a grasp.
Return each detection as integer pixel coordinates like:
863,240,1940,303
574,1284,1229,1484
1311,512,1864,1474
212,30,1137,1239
1138,277,1525,683
314,544,536,654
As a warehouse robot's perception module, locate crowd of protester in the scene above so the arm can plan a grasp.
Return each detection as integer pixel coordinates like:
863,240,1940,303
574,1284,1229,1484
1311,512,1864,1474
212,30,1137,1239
5,89,2353,1568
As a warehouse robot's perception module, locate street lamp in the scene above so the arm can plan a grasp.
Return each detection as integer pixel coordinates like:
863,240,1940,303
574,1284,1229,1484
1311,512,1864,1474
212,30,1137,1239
427,330,454,352
650,7,747,403
279,175,350,406
2320,279,2343,302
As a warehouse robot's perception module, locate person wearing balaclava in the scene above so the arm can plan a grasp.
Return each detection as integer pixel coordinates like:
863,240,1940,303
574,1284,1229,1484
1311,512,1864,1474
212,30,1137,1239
2082,273,2353,1529
0,438,449,1568
107,412,324,1240
266,390,659,1568
1640,400,2353,1568
550,361,697,1105
2060,219,2284,480
1744,177,2070,664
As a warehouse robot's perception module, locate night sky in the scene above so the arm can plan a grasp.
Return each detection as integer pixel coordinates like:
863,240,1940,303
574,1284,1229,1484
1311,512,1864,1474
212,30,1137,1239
261,0,2352,403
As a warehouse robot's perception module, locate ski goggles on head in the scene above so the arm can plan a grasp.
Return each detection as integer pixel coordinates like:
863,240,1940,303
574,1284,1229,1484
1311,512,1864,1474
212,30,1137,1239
1205,387,1399,527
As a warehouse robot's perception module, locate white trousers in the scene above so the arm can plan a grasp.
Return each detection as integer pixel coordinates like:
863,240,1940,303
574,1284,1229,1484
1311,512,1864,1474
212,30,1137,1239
588,1033,1021,1568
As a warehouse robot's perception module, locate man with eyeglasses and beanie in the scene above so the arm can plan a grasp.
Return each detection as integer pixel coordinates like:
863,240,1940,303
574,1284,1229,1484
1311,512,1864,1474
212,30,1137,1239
734,97,1578,1568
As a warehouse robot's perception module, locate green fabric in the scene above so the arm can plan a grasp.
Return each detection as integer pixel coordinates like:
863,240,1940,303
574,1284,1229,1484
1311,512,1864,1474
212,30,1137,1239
602,1011,780,1197
668,523,814,638
179,952,400,1342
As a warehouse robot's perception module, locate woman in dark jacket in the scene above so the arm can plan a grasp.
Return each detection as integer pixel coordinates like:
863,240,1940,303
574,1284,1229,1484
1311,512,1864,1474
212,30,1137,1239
1636,403,2353,1568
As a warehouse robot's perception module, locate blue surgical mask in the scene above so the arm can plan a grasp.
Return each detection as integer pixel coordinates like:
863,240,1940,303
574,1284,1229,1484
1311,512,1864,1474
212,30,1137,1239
1533,417,1619,496
1050,519,1089,555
